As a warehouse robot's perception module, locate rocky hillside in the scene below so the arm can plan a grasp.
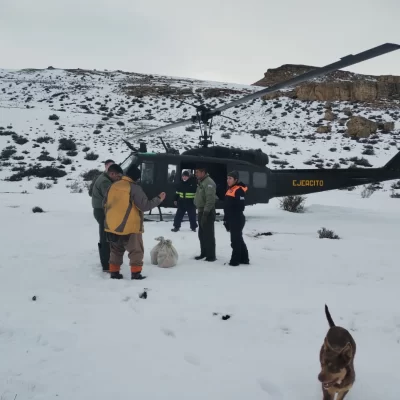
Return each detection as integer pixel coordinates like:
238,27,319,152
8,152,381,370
0,66,400,196
254,65,400,104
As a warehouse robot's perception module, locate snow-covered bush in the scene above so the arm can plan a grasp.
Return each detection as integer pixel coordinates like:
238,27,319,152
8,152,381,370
318,227,340,239
279,195,306,213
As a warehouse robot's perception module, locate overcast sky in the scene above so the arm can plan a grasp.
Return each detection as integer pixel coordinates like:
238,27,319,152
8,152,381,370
1,0,399,85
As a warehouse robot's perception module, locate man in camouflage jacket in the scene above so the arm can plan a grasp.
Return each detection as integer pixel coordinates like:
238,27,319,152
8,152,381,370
193,165,217,261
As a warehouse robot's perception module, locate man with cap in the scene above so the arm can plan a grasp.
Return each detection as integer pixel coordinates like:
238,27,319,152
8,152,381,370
103,164,166,280
90,161,123,272
193,165,217,261
171,170,198,232
223,170,249,266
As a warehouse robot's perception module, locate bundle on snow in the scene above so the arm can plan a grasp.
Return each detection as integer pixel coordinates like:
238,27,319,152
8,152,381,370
149,236,178,268
157,239,178,268
150,236,165,265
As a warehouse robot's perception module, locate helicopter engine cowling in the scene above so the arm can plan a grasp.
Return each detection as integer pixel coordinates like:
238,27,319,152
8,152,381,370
181,146,269,166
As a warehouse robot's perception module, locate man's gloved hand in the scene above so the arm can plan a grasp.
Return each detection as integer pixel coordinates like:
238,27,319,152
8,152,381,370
201,212,209,227
223,221,230,232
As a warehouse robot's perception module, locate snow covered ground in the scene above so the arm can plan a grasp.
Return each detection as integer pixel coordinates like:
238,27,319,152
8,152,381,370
0,189,399,400
1,67,400,399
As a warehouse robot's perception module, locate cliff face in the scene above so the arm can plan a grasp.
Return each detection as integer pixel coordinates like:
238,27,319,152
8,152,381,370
253,64,400,103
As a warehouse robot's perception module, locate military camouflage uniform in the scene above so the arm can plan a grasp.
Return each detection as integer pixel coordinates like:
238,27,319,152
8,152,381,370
89,172,113,271
194,174,217,260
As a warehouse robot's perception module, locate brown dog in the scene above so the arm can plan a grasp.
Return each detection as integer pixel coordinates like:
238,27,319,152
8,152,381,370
318,304,356,400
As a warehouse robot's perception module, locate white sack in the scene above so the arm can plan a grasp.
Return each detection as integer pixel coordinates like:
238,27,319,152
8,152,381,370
157,239,178,268
150,236,165,265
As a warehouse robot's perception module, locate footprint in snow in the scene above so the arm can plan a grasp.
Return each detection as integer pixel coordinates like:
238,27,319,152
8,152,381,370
280,326,291,334
36,335,49,346
161,328,175,338
184,353,201,366
257,378,283,399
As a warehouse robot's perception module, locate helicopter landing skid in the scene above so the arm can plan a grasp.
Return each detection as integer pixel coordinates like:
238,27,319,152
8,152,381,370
144,209,224,223
146,206,164,221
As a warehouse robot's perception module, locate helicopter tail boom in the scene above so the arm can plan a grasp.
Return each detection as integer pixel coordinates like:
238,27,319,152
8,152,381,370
269,150,400,198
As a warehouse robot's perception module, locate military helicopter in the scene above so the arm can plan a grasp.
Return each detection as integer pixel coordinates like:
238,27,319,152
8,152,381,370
119,42,400,217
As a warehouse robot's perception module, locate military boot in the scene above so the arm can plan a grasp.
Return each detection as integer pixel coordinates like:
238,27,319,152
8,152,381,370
98,243,110,272
131,272,146,280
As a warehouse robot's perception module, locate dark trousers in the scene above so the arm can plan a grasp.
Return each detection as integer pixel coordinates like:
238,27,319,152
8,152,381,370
93,208,110,270
198,209,216,259
174,203,198,230
229,215,249,265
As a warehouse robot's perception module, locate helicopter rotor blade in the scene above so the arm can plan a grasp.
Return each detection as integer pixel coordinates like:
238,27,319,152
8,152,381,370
215,42,400,113
130,119,194,140
129,42,399,141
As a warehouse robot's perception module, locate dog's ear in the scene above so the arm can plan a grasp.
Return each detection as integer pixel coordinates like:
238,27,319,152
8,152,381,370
340,342,353,364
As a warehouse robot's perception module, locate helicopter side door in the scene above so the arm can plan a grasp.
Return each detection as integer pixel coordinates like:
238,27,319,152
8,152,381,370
166,162,180,205
250,168,269,205
138,160,158,199
174,159,227,208
137,159,179,208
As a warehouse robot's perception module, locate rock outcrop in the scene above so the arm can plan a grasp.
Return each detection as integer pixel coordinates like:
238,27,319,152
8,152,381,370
316,125,331,134
346,116,378,138
324,110,336,121
253,64,400,104
382,121,395,132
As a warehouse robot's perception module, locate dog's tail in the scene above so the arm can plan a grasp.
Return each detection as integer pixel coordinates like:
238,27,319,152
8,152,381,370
325,304,335,327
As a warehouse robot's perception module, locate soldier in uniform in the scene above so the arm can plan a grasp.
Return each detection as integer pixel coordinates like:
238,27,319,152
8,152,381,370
223,170,249,266
171,170,198,232
193,165,217,261
90,163,123,271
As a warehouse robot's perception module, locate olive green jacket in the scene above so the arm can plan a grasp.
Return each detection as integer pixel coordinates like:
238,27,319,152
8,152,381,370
194,174,217,213
90,172,113,209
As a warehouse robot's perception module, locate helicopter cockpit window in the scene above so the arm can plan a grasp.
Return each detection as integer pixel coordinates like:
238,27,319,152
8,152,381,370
253,172,267,188
120,154,138,173
141,162,154,185
168,164,176,183
238,170,250,185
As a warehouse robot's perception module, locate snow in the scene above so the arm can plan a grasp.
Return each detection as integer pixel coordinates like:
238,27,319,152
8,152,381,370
0,67,400,399
0,190,399,399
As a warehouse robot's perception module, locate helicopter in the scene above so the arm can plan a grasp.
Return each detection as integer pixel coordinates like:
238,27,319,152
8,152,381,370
118,42,400,217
